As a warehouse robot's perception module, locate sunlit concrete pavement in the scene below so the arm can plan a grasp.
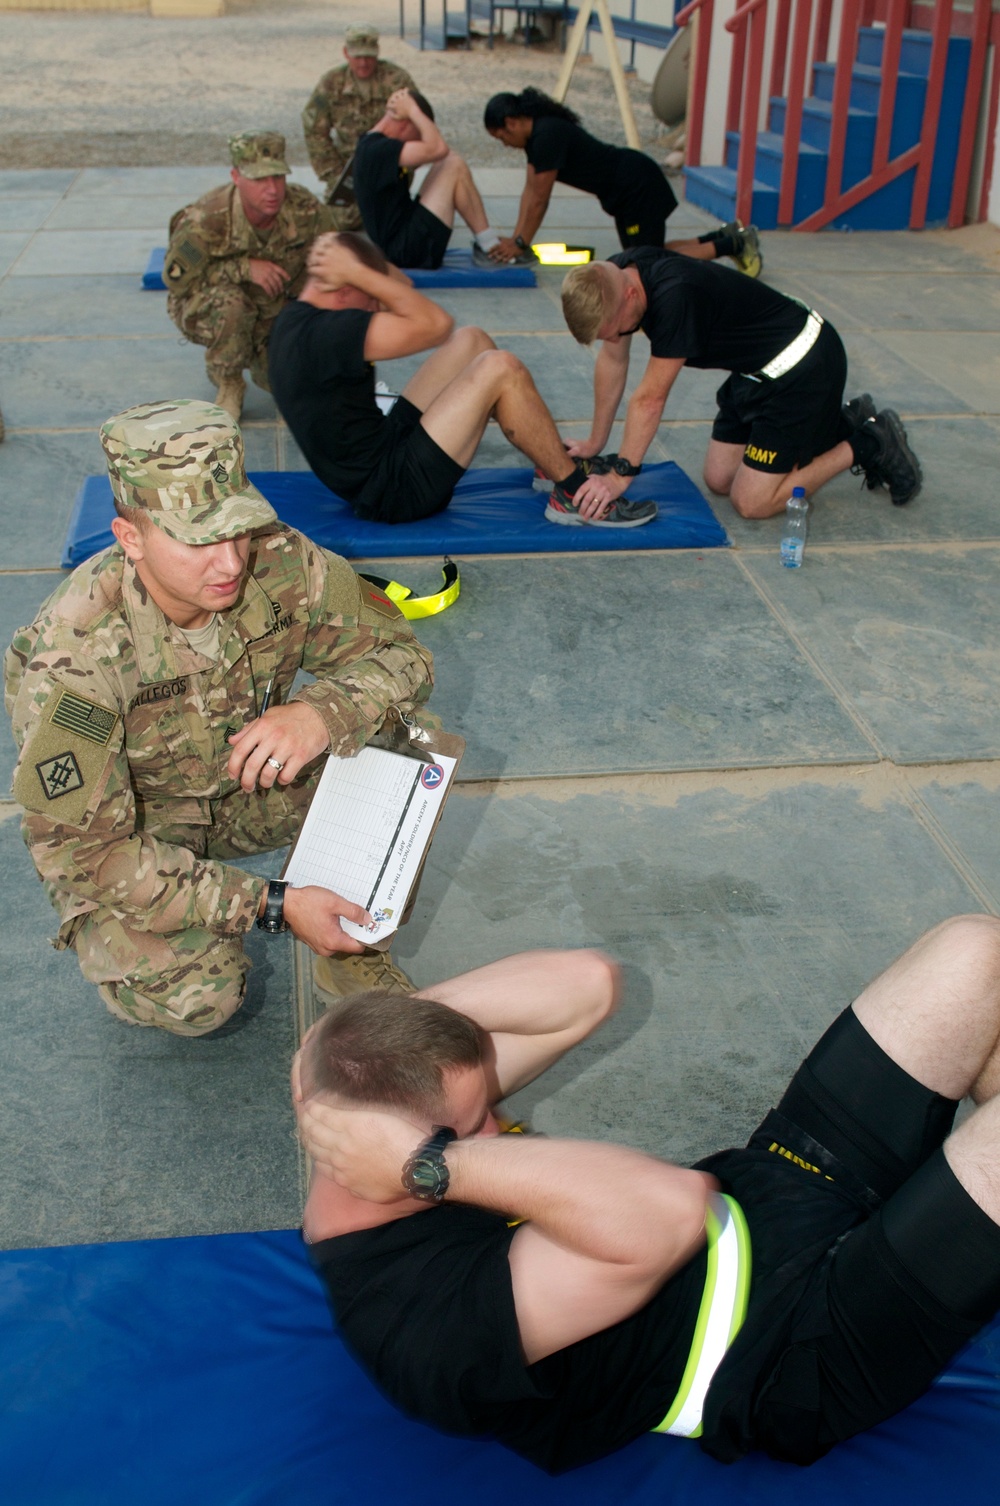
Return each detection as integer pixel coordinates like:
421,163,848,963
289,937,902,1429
3,162,1000,1248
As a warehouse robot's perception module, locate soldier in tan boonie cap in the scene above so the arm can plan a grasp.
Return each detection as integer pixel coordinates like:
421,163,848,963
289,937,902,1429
344,22,379,54
4,398,438,1039
228,129,292,181
302,24,418,229
100,398,277,545
163,132,336,422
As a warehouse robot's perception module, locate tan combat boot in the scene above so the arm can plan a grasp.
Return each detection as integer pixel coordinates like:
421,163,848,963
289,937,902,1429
214,375,246,421
313,948,414,1002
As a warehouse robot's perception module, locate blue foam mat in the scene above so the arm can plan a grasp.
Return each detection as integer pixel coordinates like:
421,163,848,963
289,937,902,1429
1,1228,997,1506
141,246,536,290
62,465,729,567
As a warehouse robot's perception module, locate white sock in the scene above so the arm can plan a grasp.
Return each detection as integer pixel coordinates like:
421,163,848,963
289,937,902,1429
475,228,501,252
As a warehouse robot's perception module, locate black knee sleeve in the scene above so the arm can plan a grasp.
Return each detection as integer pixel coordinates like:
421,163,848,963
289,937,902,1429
881,1147,1000,1323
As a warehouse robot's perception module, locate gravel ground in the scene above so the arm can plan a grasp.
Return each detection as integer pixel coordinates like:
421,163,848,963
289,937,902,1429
0,0,672,170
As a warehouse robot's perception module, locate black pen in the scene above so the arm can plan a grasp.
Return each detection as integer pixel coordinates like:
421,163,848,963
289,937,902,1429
259,677,274,717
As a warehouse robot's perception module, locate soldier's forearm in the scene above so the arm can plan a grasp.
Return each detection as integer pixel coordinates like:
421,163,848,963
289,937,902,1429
28,826,267,936
292,642,435,754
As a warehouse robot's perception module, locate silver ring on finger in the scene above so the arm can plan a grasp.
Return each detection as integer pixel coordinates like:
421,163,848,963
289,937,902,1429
267,757,284,772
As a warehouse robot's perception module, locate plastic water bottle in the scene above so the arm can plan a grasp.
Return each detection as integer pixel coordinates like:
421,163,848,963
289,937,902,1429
780,487,808,568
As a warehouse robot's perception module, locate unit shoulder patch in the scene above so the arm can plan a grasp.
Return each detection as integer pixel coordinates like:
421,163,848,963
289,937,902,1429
13,682,123,827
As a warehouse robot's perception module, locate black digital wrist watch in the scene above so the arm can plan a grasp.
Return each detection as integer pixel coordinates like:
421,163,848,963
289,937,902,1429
607,454,642,477
256,879,289,933
402,1125,457,1202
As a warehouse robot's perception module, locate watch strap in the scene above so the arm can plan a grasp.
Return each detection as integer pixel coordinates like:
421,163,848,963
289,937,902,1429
256,878,289,932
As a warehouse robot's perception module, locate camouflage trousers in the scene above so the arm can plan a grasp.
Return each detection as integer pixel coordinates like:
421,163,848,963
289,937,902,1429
70,774,319,1037
167,284,281,388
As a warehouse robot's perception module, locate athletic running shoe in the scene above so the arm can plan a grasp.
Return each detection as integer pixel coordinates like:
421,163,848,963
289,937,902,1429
469,243,539,271
545,479,658,528
869,408,923,506
725,220,763,279
843,392,881,489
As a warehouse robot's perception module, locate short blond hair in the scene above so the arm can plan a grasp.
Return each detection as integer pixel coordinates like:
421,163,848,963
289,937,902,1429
561,262,621,345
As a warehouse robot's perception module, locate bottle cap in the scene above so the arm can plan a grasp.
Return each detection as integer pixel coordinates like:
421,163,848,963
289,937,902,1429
792,486,806,498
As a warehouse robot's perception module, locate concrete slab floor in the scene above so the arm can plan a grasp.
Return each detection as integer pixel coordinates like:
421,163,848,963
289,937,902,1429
3,164,1000,1250
406,551,876,778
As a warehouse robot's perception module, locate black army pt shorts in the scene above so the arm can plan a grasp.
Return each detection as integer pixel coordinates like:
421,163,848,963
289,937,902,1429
699,1005,999,1465
614,174,679,250
388,202,452,271
353,396,464,524
711,320,850,475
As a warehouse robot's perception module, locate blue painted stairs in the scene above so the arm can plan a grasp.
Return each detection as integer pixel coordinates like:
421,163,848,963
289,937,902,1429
684,25,971,230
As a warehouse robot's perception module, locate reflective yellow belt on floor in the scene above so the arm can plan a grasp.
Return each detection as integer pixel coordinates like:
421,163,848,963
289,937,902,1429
651,1192,752,1439
359,558,460,619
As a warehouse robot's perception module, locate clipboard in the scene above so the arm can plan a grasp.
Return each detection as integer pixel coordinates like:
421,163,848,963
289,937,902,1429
282,713,464,949
328,155,356,210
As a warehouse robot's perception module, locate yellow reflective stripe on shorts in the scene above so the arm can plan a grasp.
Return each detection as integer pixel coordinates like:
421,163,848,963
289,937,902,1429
651,1192,752,1439
359,558,460,619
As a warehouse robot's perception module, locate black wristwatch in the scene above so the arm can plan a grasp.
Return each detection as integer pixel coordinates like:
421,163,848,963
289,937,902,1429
402,1125,457,1202
256,879,289,933
607,454,642,477
514,235,529,251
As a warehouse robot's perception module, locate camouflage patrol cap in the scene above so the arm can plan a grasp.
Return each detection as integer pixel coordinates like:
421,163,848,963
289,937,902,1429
228,129,290,180
345,23,379,55
100,400,278,545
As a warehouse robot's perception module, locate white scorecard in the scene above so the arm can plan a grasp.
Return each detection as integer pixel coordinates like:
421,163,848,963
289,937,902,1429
283,745,459,945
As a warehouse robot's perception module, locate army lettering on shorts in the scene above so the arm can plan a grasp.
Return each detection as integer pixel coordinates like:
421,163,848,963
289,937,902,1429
744,444,779,467
13,685,122,827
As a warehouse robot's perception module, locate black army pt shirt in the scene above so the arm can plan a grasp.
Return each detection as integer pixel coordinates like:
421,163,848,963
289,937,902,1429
269,302,383,501
611,247,808,375
310,1203,705,1474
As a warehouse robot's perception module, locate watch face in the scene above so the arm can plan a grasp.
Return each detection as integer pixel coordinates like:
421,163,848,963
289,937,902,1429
410,1158,445,1196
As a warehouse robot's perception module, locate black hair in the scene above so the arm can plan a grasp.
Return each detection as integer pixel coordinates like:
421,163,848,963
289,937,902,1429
483,87,580,132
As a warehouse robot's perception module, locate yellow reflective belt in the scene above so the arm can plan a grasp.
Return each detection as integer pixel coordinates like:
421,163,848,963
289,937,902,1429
651,1193,752,1439
359,558,460,620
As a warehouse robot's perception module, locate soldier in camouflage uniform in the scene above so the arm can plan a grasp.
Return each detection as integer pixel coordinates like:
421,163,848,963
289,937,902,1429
4,399,436,1037
302,23,416,231
165,131,336,421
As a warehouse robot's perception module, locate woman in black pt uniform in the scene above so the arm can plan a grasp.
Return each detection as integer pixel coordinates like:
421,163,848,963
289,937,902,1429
483,87,761,275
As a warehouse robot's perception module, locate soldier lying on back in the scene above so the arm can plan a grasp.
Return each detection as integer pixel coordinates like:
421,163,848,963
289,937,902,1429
4,400,435,1035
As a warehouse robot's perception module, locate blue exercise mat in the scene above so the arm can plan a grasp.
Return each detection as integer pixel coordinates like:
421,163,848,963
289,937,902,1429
141,246,536,291
1,1228,997,1506
62,465,728,568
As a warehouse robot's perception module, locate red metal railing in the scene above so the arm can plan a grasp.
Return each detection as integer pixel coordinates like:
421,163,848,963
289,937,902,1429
674,0,993,231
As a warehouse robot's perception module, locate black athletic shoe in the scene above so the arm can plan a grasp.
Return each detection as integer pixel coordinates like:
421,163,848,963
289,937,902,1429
843,392,881,490
723,220,763,278
869,408,922,505
843,392,877,432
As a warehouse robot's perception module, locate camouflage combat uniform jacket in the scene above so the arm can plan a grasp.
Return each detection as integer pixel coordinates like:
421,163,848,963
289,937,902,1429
4,529,434,945
164,182,335,308
302,59,416,190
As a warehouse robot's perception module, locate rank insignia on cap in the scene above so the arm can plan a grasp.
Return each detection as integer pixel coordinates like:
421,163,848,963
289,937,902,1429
50,689,120,746
36,752,84,801
213,463,227,483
